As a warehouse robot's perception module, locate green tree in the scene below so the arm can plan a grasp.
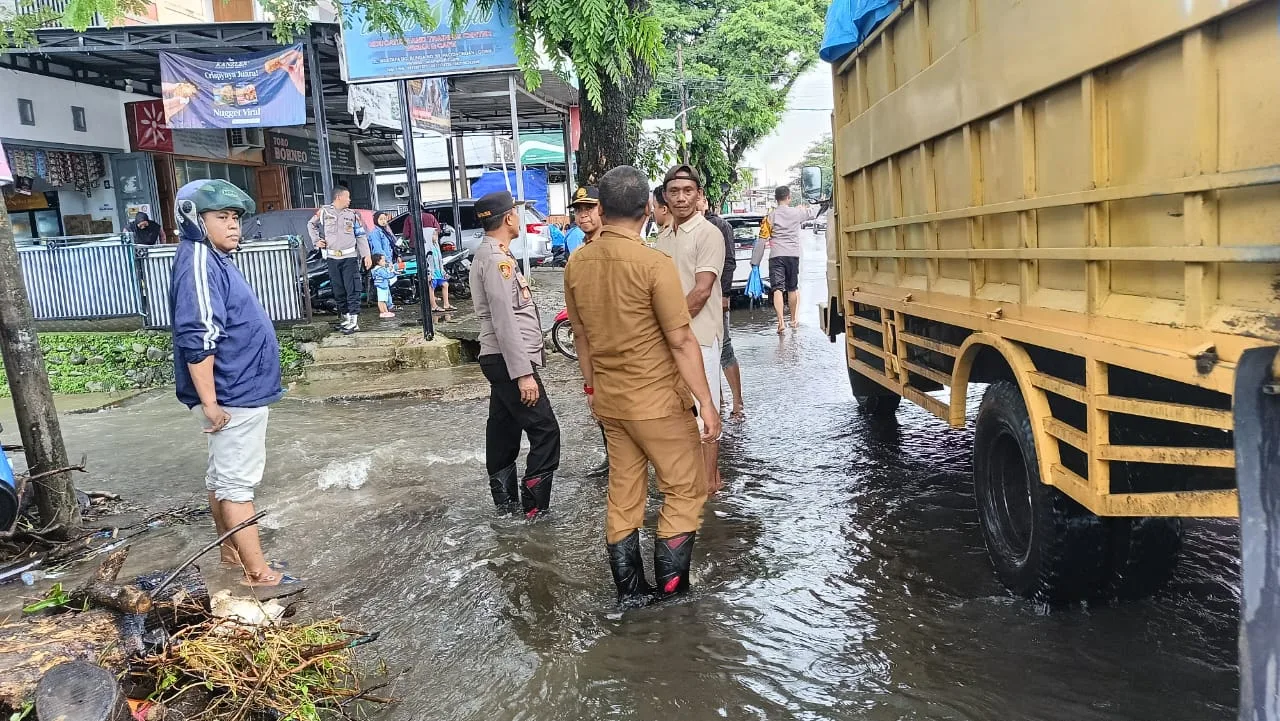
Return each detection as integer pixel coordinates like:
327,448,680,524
788,132,833,186
651,0,825,205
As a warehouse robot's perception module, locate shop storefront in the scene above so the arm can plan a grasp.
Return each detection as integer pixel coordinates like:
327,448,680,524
264,131,371,209
125,99,272,240
2,144,119,241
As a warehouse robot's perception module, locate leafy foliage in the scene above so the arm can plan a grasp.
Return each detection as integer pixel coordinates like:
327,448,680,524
789,132,833,186
0,332,311,396
651,0,826,201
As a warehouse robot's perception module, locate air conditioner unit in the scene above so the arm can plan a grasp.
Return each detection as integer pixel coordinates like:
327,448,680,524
393,183,410,199
228,128,265,149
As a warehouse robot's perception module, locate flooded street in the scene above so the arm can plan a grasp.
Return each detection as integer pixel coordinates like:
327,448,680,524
14,232,1240,720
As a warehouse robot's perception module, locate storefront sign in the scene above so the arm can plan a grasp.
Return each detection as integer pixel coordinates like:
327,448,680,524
347,79,450,135
160,44,307,129
127,100,232,159
264,132,356,173
338,0,517,83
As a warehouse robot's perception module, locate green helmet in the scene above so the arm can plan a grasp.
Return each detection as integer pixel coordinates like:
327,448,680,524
176,179,255,239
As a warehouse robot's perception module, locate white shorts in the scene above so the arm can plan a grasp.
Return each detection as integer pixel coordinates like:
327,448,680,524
192,405,269,503
694,339,723,437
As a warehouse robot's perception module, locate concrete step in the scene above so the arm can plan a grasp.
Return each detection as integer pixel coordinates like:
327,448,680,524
396,335,462,370
311,345,399,364
317,331,409,349
304,358,399,381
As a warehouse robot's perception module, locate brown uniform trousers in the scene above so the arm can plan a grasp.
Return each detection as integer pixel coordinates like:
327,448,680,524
601,411,706,544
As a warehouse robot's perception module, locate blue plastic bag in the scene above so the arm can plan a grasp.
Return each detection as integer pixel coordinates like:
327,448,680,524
821,0,900,64
746,265,765,301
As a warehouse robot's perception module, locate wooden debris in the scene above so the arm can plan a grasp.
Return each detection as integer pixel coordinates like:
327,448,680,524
70,547,151,615
0,610,126,710
35,661,131,721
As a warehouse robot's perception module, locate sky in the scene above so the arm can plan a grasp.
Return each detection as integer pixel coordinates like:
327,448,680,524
741,64,834,189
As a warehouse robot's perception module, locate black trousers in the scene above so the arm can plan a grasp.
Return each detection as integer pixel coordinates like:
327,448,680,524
327,256,362,315
479,355,561,479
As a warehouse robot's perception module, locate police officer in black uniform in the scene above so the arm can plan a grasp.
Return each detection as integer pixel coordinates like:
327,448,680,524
470,191,561,518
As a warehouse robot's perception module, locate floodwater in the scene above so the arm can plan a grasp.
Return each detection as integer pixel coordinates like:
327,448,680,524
7,232,1241,720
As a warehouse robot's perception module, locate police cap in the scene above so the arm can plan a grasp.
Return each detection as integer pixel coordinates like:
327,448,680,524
571,186,600,207
474,190,516,220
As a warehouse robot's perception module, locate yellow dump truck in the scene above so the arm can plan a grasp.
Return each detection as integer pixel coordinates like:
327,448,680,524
813,0,1280,602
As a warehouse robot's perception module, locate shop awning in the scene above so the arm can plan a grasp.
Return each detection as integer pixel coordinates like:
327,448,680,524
0,22,576,168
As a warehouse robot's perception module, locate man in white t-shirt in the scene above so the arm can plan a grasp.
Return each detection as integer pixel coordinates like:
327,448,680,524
656,164,726,494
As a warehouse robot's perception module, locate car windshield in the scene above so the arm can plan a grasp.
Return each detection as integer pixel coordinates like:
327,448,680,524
726,217,762,243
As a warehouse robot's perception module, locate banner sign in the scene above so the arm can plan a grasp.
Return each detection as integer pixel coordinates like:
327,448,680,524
160,45,307,129
406,78,451,134
347,79,450,135
338,0,518,83
264,132,356,173
127,100,232,158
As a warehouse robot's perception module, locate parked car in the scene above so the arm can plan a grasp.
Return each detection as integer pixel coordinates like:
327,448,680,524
390,199,552,269
723,213,770,296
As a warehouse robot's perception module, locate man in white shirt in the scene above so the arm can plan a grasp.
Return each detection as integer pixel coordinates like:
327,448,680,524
752,185,829,333
656,164,726,494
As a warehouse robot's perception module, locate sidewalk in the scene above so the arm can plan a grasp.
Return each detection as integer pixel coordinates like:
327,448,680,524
0,388,153,429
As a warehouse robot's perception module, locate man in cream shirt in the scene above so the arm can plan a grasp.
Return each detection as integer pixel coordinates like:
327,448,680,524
656,164,726,494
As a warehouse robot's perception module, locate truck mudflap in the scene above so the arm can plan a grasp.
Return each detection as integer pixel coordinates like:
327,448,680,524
819,298,843,343
1234,345,1280,721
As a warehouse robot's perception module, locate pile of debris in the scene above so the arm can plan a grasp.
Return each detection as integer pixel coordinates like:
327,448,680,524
1,543,387,720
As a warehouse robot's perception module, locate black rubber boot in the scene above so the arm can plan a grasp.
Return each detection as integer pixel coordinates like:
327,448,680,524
654,532,696,597
488,464,519,512
607,530,654,606
521,472,553,519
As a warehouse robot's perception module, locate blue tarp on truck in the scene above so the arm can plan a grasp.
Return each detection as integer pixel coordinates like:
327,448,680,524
821,0,899,63
470,170,550,217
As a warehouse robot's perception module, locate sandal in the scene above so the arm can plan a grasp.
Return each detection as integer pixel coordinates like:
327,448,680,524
442,305,457,311
240,570,304,588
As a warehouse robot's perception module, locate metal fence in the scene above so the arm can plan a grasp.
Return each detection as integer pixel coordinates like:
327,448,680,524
16,235,144,321
140,238,307,329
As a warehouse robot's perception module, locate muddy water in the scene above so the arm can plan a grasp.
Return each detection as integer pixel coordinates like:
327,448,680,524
12,232,1240,720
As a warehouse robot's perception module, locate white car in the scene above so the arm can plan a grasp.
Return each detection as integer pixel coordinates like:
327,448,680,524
723,214,770,296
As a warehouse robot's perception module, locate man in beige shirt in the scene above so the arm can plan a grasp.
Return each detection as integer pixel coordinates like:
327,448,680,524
656,164,726,495
564,165,720,605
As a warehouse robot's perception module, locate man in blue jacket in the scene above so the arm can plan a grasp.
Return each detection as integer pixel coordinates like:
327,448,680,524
170,179,291,588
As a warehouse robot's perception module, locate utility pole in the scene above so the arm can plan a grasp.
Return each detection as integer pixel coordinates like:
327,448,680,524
0,206,81,538
677,41,690,164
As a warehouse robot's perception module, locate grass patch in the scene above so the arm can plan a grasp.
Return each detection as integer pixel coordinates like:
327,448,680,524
0,332,311,396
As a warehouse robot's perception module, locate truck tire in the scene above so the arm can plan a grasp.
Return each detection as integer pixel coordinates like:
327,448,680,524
1102,517,1182,600
973,381,1107,602
848,366,901,415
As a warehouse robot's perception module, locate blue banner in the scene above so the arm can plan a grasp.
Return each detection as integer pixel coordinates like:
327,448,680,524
160,45,307,129
339,0,519,83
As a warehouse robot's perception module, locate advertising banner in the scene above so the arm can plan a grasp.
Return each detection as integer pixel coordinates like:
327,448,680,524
0,140,12,187
338,0,518,83
347,78,450,135
160,45,307,129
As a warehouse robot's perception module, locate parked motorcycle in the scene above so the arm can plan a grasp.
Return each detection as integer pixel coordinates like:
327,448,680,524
550,309,576,360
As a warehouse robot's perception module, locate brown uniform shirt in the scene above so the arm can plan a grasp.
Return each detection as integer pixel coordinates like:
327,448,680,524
564,225,694,421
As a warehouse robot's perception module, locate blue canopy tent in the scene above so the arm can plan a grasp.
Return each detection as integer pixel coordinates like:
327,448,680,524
470,169,551,217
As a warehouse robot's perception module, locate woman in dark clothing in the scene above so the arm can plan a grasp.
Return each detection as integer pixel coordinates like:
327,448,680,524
129,211,163,245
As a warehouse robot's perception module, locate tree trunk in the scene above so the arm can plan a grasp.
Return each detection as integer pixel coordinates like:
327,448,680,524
576,68,654,187
0,610,126,710
0,204,80,538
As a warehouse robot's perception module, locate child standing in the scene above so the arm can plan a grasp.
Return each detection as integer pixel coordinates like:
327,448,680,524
370,253,398,319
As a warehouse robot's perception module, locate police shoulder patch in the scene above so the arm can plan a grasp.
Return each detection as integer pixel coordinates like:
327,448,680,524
498,260,514,280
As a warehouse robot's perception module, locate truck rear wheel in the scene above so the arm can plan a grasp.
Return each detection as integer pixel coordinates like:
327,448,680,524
973,381,1107,602
848,366,901,415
